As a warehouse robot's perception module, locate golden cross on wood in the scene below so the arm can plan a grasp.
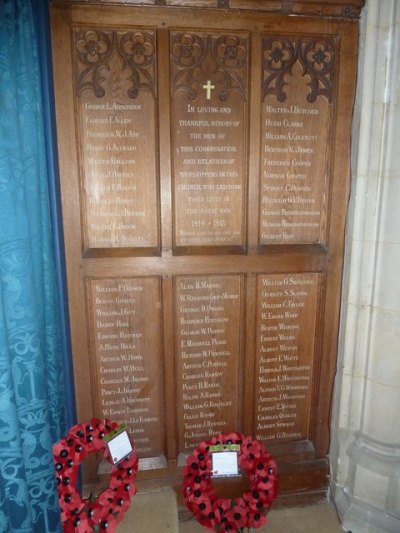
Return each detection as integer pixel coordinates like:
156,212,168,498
203,80,215,100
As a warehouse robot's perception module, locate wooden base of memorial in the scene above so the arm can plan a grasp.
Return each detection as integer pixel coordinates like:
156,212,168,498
51,0,364,506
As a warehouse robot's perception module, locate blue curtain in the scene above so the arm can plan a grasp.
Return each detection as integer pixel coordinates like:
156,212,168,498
0,1,71,531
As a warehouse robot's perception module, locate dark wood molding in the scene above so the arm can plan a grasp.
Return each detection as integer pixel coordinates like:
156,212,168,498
54,0,365,19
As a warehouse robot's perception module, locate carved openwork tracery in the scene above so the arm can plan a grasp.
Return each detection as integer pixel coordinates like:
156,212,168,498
171,31,248,102
262,36,336,103
74,28,157,99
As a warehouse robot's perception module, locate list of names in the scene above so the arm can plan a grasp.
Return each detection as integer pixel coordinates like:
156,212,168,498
90,278,164,457
80,92,158,249
254,273,319,442
260,70,330,244
174,275,241,451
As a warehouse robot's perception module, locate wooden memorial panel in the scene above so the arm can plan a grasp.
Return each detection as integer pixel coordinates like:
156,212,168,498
51,0,364,503
259,37,331,245
74,27,159,252
87,277,165,460
254,273,320,443
170,31,248,249
174,275,242,453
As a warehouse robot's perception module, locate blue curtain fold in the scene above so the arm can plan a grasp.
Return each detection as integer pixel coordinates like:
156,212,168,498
0,1,71,531
32,1,76,430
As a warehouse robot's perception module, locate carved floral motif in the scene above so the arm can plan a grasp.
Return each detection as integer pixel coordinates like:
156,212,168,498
171,33,205,69
75,28,156,98
262,36,336,103
171,31,248,102
302,40,335,102
213,35,247,69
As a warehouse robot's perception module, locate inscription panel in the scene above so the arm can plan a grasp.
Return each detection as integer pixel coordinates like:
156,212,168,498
170,31,248,247
174,275,242,451
254,273,320,442
74,28,159,250
52,1,362,495
88,277,165,458
259,37,334,245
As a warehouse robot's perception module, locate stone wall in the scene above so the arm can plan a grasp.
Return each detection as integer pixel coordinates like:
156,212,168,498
331,1,400,531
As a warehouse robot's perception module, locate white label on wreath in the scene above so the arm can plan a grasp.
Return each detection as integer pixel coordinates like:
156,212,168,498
211,451,239,477
107,430,133,464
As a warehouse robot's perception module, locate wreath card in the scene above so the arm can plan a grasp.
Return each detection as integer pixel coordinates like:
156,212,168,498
210,443,240,477
104,424,133,465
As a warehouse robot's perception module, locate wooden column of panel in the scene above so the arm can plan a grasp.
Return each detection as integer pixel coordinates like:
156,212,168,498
169,29,249,253
174,275,242,456
51,0,364,503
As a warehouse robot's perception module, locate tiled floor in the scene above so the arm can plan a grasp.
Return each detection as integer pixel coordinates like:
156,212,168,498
116,487,343,532
179,502,343,532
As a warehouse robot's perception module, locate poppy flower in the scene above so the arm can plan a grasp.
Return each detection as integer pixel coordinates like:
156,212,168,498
241,437,266,469
222,431,243,445
86,501,102,527
209,433,224,446
187,491,210,509
191,472,211,492
202,504,224,530
122,480,137,499
192,442,209,459
215,497,231,514
248,508,268,528
64,510,91,533
184,461,203,479
113,455,137,484
218,516,241,533
233,496,248,510
196,496,213,517
62,489,85,514
251,456,278,481
254,475,275,491
182,433,278,532
110,485,131,515
187,446,212,472
62,517,80,533
53,419,138,532
242,489,257,507
98,511,118,531
53,441,67,458
197,514,216,531
226,504,248,529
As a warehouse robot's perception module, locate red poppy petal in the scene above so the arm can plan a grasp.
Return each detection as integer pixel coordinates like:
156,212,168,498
248,508,268,528
226,505,248,528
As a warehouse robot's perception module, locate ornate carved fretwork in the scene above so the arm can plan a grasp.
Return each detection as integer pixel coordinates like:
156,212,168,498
171,31,248,102
262,36,336,103
74,28,156,99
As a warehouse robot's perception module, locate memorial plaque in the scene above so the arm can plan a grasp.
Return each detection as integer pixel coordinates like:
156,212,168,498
74,27,159,251
254,273,320,442
52,0,363,502
259,37,332,245
170,31,248,248
174,275,241,452
88,277,165,458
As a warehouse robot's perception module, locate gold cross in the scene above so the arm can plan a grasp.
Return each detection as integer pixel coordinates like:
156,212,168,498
203,80,215,100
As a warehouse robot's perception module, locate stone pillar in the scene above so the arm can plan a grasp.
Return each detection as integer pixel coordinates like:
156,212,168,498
330,1,400,531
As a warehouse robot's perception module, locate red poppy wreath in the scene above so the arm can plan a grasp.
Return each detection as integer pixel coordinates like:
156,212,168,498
182,432,278,533
53,418,138,532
